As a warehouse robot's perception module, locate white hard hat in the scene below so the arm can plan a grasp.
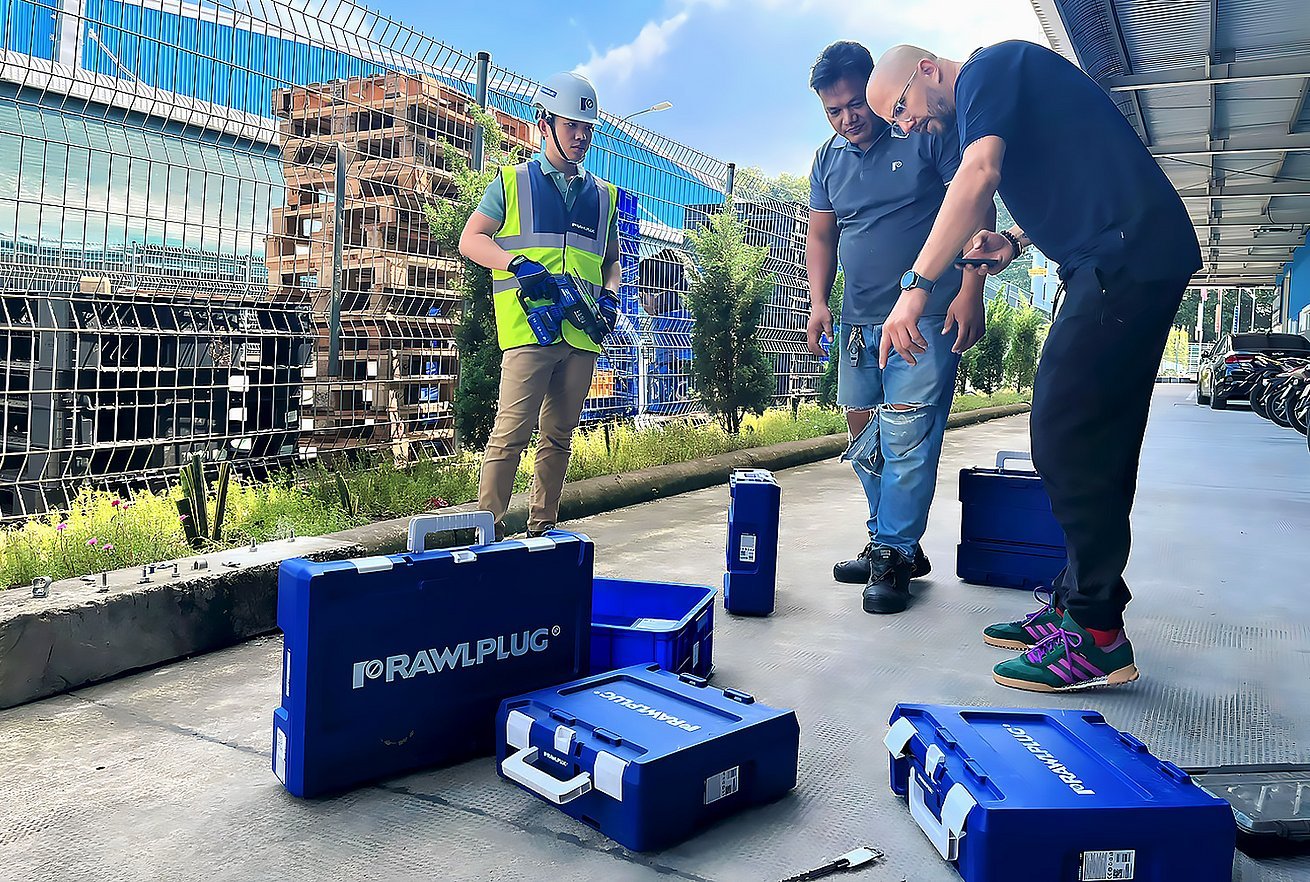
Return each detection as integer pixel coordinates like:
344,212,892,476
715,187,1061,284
533,72,600,124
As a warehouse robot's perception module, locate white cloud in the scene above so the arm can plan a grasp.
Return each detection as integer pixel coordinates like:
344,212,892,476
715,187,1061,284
574,10,692,89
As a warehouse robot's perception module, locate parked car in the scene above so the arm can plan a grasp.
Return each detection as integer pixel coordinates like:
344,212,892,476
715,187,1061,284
1197,333,1310,409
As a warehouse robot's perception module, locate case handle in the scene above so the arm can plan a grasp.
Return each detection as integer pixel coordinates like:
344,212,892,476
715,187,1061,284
995,450,1036,472
500,746,592,805
908,776,977,862
407,511,496,553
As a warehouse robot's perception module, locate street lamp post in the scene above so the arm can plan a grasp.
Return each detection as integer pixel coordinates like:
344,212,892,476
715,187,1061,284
620,101,673,122
606,102,673,182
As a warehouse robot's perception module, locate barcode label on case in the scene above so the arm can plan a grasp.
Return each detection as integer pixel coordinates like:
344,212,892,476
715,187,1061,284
704,766,740,804
739,534,756,563
274,727,288,784
1080,850,1134,880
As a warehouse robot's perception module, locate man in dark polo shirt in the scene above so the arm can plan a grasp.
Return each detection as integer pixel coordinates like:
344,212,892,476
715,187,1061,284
805,41,989,616
866,41,1201,692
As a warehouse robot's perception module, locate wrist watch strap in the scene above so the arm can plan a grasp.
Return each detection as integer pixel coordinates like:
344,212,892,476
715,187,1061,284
999,230,1023,259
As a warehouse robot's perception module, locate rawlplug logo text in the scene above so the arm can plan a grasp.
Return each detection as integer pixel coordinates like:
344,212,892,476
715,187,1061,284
592,689,701,732
1002,724,1096,795
352,627,559,688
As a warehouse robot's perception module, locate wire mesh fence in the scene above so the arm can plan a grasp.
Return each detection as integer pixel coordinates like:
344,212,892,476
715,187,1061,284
0,0,824,518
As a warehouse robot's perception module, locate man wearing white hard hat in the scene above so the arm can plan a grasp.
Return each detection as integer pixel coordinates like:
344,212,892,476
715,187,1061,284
460,71,622,538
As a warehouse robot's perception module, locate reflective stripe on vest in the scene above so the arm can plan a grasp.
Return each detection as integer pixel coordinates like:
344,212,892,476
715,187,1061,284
491,160,616,352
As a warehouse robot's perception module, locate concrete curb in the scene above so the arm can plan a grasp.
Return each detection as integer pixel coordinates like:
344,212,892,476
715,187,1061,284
0,402,1029,709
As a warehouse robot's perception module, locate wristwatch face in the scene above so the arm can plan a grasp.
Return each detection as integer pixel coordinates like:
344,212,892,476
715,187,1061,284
900,270,917,290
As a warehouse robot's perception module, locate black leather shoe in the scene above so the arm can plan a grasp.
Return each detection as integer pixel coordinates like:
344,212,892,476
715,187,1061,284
833,542,875,583
911,545,931,579
863,546,912,614
526,523,556,538
836,543,931,583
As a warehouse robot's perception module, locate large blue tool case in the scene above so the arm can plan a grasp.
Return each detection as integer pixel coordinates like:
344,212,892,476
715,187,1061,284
495,664,800,851
724,468,781,616
273,512,593,798
885,704,1236,881
957,451,1068,590
590,578,715,678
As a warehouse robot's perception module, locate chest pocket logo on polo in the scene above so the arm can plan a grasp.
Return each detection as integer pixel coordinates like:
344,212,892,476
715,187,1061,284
891,160,903,172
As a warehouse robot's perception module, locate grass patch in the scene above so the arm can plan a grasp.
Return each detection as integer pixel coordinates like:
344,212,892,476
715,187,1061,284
951,389,1031,413
0,393,1028,589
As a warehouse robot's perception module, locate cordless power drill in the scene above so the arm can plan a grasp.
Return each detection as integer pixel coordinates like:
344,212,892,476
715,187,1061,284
509,258,618,346
554,271,610,346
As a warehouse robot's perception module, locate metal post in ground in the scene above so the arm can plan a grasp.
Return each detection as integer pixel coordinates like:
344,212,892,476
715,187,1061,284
328,142,346,377
725,162,736,198
472,51,490,172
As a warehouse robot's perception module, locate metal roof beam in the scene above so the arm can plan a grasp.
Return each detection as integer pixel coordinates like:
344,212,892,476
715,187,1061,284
1191,218,1308,228
1097,0,1151,144
1202,241,1303,251
1153,131,1310,157
1107,57,1310,92
1198,261,1291,268
1180,181,1310,198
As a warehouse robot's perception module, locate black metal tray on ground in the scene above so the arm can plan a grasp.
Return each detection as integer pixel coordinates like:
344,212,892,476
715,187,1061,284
1186,763,1310,856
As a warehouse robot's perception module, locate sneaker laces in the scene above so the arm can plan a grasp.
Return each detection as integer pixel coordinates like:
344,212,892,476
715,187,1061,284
1024,626,1083,665
1019,586,1059,627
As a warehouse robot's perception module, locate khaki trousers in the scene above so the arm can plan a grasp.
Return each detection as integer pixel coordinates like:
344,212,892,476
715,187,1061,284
477,343,597,534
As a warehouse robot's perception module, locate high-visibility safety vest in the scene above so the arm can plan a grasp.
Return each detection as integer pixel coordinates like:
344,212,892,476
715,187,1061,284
490,159,617,352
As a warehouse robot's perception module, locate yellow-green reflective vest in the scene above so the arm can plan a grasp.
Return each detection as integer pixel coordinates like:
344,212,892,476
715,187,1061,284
490,160,617,352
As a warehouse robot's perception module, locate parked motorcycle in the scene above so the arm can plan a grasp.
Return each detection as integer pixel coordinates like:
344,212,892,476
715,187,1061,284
1252,357,1310,425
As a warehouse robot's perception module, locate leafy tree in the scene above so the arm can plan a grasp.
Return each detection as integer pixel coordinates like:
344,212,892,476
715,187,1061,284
734,165,811,205
991,196,1035,290
970,297,1015,394
425,107,528,450
684,200,776,434
1005,306,1047,392
1173,287,1277,343
1160,326,1191,377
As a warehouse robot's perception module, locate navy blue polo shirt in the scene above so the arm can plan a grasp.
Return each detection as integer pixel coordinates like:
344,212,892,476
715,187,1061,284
955,40,1201,283
810,125,964,326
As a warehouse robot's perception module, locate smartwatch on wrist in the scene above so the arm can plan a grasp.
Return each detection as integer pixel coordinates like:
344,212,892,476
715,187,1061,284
900,270,937,294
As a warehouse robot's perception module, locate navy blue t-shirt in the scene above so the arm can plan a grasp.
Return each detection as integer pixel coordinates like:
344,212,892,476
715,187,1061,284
955,41,1201,282
810,125,963,325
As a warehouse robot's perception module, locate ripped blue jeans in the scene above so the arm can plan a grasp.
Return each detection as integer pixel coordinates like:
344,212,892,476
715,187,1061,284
836,317,960,560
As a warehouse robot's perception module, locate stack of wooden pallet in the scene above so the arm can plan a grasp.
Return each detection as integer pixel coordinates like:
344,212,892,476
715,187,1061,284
268,72,539,462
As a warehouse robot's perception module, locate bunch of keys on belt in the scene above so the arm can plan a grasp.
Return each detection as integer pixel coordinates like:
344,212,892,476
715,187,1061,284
846,325,865,366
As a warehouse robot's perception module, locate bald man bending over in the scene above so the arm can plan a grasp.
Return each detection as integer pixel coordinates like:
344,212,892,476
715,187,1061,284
866,41,1200,693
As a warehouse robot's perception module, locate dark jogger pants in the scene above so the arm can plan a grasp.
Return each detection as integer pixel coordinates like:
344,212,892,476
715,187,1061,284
1029,266,1189,630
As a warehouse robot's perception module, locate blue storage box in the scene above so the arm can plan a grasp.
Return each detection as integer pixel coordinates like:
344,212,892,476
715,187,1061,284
272,512,593,798
886,704,1236,881
723,469,781,616
958,451,1068,590
496,664,799,851
591,577,714,678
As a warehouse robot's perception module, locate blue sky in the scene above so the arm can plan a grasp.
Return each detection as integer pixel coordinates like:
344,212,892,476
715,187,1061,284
380,0,1049,177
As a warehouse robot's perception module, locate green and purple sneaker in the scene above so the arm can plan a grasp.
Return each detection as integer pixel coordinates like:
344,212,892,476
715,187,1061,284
982,586,1064,651
992,613,1140,693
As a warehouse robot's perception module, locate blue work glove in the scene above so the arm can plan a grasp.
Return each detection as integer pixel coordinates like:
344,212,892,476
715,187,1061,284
509,256,555,301
598,289,620,334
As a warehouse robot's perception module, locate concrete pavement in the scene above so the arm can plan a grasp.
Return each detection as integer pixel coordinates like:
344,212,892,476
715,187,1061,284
2,386,1308,882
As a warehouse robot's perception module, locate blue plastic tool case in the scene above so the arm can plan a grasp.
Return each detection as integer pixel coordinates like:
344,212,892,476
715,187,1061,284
590,578,714,678
724,468,781,615
272,512,593,798
886,704,1236,881
957,450,1068,590
496,664,800,851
